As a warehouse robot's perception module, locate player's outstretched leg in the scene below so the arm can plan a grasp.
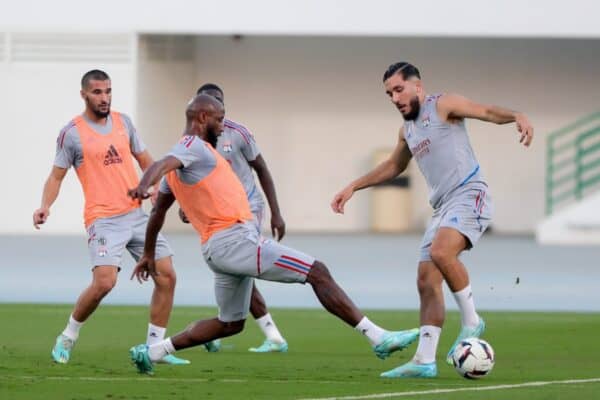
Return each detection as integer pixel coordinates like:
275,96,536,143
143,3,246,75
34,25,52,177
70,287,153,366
305,261,418,359
248,284,288,353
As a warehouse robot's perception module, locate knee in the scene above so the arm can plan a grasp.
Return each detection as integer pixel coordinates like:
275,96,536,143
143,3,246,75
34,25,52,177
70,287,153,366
417,273,441,297
430,244,454,268
92,275,117,296
154,260,176,290
306,261,332,285
222,319,245,336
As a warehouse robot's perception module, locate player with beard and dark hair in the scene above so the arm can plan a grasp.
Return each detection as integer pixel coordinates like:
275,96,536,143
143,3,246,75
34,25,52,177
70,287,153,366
126,94,420,376
331,62,533,378
33,70,189,366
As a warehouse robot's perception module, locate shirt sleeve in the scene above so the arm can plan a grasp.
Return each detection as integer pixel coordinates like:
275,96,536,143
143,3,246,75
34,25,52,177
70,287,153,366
237,125,261,162
121,114,146,154
53,127,78,169
167,136,206,168
158,177,172,194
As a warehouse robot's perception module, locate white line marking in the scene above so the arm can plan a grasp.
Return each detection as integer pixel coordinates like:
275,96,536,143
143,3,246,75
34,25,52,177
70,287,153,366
297,377,600,400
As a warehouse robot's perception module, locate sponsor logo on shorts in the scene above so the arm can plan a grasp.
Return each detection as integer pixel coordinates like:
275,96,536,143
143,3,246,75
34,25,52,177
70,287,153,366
449,216,459,224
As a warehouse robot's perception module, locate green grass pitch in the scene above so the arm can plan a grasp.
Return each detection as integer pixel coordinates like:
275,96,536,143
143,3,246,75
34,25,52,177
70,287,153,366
1,304,599,399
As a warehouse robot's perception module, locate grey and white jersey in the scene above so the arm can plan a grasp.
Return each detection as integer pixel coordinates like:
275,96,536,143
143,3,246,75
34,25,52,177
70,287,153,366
404,94,485,208
159,135,218,194
54,113,145,169
216,119,264,214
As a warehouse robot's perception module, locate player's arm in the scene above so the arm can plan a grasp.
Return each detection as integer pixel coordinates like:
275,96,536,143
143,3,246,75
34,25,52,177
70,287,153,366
33,166,68,229
133,149,154,172
128,156,183,201
131,190,176,282
248,154,286,240
331,128,412,214
437,93,534,147
132,149,161,204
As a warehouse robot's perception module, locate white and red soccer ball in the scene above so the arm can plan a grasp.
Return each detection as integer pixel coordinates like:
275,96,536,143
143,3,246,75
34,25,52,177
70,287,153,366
451,337,495,379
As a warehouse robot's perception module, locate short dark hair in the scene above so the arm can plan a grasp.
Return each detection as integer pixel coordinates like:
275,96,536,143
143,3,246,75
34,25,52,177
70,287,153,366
196,83,223,96
81,69,110,89
383,62,421,82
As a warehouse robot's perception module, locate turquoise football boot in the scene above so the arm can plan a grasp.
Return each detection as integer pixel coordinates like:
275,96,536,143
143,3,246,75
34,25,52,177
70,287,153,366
373,328,419,359
248,339,288,353
129,344,154,375
157,354,190,365
446,317,486,365
51,334,75,364
203,339,222,353
381,361,438,378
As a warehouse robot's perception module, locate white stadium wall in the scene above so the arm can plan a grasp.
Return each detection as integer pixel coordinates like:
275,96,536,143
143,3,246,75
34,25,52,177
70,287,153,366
2,0,600,235
0,33,136,234
135,35,600,233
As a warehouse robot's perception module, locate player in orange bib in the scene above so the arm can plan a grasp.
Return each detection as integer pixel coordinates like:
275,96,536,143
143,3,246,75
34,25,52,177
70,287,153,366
127,94,420,376
32,70,188,366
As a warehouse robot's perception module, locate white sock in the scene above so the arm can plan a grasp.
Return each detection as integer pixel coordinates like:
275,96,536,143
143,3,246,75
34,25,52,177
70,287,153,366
255,313,285,344
354,316,385,346
413,325,441,364
62,314,83,341
146,323,166,346
148,338,176,362
452,285,480,328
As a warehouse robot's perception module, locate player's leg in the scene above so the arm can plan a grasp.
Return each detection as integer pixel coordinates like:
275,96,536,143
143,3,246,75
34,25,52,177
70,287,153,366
258,238,418,359
128,212,189,365
248,283,288,352
430,227,485,364
435,185,492,364
52,219,125,364
381,261,443,378
130,272,253,375
52,265,118,364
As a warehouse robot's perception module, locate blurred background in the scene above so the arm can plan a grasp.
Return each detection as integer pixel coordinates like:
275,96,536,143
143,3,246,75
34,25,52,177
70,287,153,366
1,0,598,310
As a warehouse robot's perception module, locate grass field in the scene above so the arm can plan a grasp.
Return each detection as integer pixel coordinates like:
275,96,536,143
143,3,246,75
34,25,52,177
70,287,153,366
1,304,599,400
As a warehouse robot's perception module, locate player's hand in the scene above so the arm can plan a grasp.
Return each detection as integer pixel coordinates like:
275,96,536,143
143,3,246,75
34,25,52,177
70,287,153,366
131,254,159,283
150,189,159,206
515,113,534,147
128,186,151,201
331,186,355,214
178,208,190,224
271,213,286,241
33,207,50,229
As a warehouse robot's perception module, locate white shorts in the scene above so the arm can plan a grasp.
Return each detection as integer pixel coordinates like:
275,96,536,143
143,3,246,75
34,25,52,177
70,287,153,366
202,222,315,322
420,182,493,262
86,208,173,269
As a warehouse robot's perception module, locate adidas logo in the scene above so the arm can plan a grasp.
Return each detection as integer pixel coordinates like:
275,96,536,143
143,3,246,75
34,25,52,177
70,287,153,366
149,332,158,337
104,144,123,166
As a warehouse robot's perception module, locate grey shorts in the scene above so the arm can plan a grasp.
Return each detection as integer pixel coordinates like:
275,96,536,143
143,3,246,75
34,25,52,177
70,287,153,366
202,222,315,322
86,208,173,269
420,182,493,262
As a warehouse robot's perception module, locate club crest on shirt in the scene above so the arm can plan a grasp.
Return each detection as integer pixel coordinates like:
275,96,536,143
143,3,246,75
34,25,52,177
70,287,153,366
422,114,431,128
222,141,233,153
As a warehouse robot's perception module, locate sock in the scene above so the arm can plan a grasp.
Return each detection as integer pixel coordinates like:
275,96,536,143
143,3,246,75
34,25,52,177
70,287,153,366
62,314,83,341
354,316,385,346
255,313,285,344
148,338,175,362
413,325,441,364
146,323,166,346
452,285,480,328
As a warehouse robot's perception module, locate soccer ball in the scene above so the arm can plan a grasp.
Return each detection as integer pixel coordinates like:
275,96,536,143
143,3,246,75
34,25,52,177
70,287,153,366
451,337,495,379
